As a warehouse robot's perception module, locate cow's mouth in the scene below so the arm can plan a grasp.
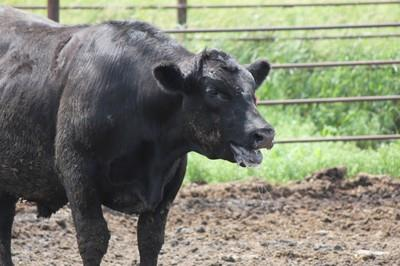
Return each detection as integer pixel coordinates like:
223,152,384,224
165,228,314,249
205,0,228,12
230,143,263,168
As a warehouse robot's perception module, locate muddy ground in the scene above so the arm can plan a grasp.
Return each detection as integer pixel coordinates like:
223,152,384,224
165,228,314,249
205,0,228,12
11,167,400,265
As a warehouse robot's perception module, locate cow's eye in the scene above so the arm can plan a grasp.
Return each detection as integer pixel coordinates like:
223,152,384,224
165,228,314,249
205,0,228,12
206,88,230,101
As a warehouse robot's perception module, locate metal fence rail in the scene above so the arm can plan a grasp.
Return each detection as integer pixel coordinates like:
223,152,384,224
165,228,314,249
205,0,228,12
258,95,400,106
271,59,400,69
165,23,400,34
186,33,400,42
275,134,400,144
12,1,400,10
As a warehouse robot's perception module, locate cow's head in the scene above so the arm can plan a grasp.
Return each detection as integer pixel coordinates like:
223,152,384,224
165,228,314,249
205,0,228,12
153,49,274,167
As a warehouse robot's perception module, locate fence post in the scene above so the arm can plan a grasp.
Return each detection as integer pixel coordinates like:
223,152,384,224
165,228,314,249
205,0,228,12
177,0,187,43
177,0,187,26
47,0,59,22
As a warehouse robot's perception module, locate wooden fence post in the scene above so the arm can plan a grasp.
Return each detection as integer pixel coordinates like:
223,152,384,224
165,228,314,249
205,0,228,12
47,0,59,22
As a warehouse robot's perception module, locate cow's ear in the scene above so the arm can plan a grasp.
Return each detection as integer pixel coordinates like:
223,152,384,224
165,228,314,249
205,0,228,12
153,63,185,94
246,60,271,89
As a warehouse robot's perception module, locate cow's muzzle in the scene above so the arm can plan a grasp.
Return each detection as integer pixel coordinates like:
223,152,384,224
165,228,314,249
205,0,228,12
251,126,275,150
229,126,275,168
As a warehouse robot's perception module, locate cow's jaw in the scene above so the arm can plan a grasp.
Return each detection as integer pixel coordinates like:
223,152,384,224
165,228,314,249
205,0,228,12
230,143,263,167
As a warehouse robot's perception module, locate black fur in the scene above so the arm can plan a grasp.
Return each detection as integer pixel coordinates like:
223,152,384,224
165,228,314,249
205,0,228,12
0,6,273,266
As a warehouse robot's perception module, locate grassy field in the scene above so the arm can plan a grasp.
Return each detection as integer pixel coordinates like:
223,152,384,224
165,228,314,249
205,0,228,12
3,0,400,183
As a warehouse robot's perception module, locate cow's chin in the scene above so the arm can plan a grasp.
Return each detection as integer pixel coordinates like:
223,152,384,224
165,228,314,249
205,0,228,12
229,142,263,168
203,143,263,168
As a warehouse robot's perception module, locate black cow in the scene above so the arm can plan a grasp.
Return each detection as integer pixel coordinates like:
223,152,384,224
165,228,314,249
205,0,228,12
0,7,274,266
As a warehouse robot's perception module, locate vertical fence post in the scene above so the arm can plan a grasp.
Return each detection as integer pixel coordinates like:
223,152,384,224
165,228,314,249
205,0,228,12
177,0,187,26
177,0,187,43
47,0,60,22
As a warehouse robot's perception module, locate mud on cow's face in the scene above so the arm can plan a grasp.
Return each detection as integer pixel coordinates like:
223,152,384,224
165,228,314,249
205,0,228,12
153,49,275,167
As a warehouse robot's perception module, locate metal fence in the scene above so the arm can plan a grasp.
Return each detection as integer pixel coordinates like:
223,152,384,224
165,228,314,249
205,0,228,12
258,95,400,106
186,33,400,42
15,1,400,11
16,0,400,144
164,23,400,33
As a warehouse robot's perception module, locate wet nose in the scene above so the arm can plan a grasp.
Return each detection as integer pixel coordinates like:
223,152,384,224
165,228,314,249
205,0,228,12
251,127,275,150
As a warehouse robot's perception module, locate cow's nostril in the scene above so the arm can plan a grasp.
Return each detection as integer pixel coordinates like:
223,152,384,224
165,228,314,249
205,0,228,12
251,127,275,149
253,132,265,144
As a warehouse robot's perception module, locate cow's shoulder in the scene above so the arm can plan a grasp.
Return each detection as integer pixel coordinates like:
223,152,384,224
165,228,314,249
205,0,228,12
92,20,184,56
105,20,170,42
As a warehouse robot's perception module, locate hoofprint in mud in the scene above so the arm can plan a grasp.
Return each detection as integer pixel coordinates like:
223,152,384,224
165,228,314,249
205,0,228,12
12,168,400,265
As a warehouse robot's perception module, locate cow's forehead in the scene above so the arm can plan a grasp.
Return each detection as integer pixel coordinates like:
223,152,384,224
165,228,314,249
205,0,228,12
202,60,255,94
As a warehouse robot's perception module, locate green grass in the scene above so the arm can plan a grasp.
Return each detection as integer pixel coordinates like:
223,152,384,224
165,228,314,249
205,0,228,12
3,0,400,182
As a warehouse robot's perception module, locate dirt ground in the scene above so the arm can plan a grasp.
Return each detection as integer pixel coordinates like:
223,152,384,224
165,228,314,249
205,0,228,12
11,167,400,265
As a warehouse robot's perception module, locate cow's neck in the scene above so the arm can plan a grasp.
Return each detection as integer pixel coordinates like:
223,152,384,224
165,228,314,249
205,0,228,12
100,113,190,213
137,113,191,206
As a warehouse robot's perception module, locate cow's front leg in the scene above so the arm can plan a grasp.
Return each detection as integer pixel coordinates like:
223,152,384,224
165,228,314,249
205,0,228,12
57,155,110,266
137,208,169,266
137,157,187,266
0,192,17,266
